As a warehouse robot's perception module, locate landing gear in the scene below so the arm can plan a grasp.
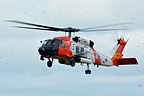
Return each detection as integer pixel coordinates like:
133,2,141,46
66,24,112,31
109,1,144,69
39,56,53,68
40,56,44,61
47,59,53,67
85,64,91,74
68,58,75,67
47,61,52,67
70,60,75,67
85,70,91,74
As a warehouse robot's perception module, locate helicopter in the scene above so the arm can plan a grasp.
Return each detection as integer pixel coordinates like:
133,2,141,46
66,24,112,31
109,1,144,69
7,20,138,74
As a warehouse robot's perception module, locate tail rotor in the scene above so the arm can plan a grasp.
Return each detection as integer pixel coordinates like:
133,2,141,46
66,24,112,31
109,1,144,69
110,31,130,55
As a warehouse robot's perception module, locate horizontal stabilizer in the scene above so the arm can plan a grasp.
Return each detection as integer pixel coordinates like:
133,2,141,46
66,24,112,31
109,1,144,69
118,58,138,65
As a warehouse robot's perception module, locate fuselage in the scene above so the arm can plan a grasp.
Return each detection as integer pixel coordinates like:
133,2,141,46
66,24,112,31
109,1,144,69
38,36,113,67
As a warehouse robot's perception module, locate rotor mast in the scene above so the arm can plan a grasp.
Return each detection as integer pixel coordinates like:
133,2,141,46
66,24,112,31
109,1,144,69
68,32,71,36
65,27,78,36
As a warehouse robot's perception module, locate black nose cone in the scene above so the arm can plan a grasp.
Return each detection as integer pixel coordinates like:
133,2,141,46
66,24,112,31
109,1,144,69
38,47,45,55
38,46,58,56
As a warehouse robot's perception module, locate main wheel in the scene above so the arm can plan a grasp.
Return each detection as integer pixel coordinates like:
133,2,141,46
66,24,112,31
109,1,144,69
88,70,91,74
85,70,91,74
85,70,88,74
47,61,52,67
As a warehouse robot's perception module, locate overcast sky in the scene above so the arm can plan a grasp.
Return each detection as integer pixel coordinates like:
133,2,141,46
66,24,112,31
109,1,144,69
0,0,144,96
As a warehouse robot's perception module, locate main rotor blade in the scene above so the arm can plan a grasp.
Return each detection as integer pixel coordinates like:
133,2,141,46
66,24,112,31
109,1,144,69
13,26,58,31
80,28,128,32
83,23,132,30
7,20,131,33
7,20,64,31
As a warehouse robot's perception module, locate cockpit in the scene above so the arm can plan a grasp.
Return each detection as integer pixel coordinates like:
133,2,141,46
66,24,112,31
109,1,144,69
38,39,60,56
42,39,60,46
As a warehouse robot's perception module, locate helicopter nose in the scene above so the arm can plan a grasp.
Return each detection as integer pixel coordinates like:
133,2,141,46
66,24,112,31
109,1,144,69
38,47,45,55
38,46,58,56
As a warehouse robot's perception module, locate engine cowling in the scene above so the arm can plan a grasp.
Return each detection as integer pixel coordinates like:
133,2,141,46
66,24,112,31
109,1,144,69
72,36,94,47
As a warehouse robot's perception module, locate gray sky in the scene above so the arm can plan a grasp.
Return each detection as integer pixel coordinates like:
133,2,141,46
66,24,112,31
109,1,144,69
0,0,144,96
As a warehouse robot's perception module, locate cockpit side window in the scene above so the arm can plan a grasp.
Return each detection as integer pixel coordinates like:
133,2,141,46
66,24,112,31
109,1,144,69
42,39,60,46
52,40,60,46
43,40,52,45
60,41,65,48
47,40,52,45
43,41,47,45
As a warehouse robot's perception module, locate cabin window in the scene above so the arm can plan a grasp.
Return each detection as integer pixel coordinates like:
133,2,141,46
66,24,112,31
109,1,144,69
80,47,84,52
76,46,79,53
72,44,75,50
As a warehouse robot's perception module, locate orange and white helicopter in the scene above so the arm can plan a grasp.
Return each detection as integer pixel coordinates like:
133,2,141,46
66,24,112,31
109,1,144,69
8,20,138,74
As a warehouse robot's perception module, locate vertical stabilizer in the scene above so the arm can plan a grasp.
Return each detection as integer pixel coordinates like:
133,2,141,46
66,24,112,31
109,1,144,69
112,38,126,60
111,38,138,66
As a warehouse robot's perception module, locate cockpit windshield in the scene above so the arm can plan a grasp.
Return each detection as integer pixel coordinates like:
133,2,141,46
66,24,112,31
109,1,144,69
43,39,60,46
